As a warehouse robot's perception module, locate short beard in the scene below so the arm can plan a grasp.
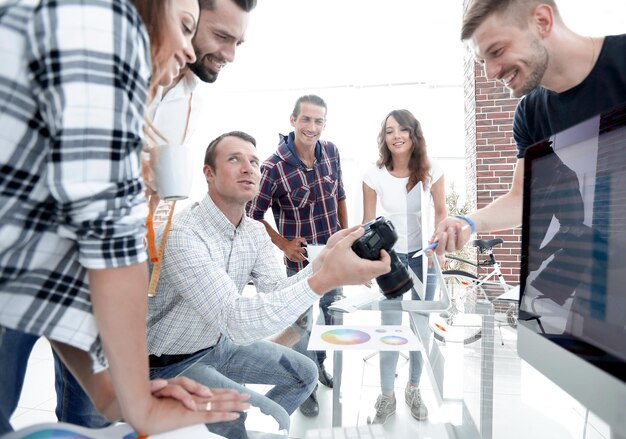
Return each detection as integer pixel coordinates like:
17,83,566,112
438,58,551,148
515,38,549,97
188,58,219,84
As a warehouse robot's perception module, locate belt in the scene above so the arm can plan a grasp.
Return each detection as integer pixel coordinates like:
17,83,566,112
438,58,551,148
149,348,207,368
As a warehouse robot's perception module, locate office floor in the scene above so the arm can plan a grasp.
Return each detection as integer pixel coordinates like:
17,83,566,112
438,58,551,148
9,315,612,439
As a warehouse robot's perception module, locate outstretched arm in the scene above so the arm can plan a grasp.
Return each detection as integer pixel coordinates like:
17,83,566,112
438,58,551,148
49,264,249,435
430,175,447,228
308,226,391,294
433,159,524,254
361,182,378,224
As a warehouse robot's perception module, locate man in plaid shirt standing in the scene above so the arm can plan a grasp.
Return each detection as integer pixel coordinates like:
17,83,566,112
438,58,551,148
247,95,347,417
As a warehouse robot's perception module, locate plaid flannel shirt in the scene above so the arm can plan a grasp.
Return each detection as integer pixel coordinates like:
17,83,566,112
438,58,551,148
246,132,346,271
0,0,150,370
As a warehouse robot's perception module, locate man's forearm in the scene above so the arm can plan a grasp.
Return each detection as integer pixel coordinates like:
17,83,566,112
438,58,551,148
259,219,287,250
337,199,348,229
470,158,524,234
470,191,523,233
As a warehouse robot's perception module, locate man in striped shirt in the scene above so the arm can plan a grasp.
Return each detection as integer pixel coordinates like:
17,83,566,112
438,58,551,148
145,131,389,436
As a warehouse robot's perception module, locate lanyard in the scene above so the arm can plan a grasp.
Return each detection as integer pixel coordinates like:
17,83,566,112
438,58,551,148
146,91,193,296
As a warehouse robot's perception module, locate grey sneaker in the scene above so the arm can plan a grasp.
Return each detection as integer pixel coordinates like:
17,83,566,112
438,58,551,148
405,385,428,421
367,394,396,425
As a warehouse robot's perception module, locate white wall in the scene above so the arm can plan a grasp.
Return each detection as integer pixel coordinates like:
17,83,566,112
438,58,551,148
181,1,626,224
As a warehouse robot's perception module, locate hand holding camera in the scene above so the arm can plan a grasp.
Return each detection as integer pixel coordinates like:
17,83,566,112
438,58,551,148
307,226,391,295
308,217,411,298
351,216,414,299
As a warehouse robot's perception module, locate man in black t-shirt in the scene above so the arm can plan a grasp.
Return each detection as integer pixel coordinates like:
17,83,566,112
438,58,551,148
432,0,626,251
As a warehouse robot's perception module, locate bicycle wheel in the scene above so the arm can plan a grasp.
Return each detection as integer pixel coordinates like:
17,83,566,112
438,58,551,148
430,270,484,344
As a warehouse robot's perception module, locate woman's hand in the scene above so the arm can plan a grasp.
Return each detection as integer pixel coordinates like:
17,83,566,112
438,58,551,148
150,377,213,411
151,379,250,413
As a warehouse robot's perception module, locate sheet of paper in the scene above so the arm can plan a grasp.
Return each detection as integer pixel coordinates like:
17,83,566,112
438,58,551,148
308,325,422,351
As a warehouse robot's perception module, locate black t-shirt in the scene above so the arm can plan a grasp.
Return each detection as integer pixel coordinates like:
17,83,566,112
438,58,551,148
513,34,626,158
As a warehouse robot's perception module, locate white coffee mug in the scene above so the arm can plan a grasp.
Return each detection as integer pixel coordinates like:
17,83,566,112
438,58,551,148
151,145,193,201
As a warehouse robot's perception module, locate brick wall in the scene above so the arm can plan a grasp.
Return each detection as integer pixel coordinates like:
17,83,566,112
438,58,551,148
462,18,522,294
472,64,521,287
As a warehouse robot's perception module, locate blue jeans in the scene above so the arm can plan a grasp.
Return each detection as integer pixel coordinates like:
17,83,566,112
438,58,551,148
379,252,436,393
0,326,12,434
54,354,109,428
286,268,343,368
150,336,317,434
0,328,107,434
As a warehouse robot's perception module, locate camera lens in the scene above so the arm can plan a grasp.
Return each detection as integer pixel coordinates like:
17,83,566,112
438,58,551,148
375,251,413,299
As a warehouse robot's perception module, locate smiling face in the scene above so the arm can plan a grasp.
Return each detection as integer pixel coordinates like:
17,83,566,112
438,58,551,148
203,135,260,209
468,12,549,98
290,102,326,150
384,115,413,157
187,0,249,83
160,0,199,86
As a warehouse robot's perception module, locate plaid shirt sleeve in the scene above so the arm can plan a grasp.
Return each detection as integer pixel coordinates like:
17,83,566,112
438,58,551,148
246,161,276,220
0,0,150,366
335,145,347,201
27,0,150,269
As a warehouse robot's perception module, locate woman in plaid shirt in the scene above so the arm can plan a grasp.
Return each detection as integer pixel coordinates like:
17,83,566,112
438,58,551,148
0,0,248,434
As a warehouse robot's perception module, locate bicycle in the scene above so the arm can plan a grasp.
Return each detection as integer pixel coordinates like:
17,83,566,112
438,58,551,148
429,238,519,345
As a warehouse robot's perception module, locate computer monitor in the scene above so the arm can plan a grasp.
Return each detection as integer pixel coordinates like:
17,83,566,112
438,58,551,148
518,105,626,436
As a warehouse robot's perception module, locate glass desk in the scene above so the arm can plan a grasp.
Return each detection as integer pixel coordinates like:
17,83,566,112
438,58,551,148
328,282,496,439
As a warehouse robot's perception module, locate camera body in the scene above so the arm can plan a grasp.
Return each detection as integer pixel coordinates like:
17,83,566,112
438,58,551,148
351,216,398,259
351,216,414,299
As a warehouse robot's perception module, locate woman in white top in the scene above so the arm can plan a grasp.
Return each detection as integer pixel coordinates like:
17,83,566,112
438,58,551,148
362,109,446,424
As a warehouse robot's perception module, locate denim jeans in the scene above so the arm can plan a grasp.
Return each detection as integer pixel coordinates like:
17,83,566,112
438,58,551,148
0,325,12,435
150,335,317,435
379,252,436,393
287,268,343,367
54,354,109,428
0,328,108,434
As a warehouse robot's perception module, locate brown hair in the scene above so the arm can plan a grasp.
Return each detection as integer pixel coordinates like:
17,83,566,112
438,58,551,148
377,109,430,192
461,0,560,41
199,0,257,12
132,0,179,103
204,131,257,169
292,95,327,119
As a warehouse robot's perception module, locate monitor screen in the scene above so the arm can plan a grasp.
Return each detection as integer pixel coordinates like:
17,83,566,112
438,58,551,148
521,105,626,373
518,105,626,432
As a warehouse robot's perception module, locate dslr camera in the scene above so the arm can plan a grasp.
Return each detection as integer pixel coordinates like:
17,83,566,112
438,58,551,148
351,216,413,299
